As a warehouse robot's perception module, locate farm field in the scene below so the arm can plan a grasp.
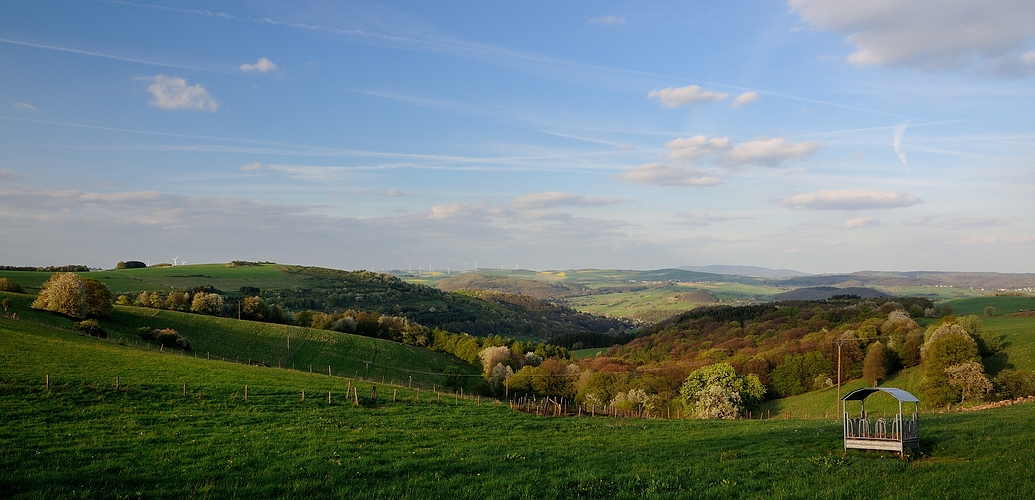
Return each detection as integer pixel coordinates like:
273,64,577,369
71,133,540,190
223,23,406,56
0,292,477,390
0,264,308,294
3,318,1035,499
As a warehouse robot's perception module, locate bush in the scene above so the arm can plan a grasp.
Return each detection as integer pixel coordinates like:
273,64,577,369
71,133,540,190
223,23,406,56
984,306,996,317
31,272,90,319
0,278,25,294
945,362,992,404
993,370,1035,400
115,261,147,269
921,324,980,406
74,319,107,339
137,327,192,350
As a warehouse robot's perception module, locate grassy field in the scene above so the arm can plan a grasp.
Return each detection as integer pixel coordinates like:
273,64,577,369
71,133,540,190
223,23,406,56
4,318,1035,499
939,294,1035,316
0,264,308,294
0,292,477,390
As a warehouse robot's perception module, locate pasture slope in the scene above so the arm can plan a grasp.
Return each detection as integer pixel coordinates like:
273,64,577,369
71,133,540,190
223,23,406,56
0,291,477,390
3,317,1035,499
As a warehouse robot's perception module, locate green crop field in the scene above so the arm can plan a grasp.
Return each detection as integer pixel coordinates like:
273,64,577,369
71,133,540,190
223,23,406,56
939,294,1035,316
0,292,476,390
3,318,1035,499
0,264,309,294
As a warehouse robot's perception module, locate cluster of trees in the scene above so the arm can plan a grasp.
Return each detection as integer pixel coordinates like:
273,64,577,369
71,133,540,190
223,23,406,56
30,273,113,320
115,261,147,269
0,265,89,272
118,288,292,323
562,297,1033,416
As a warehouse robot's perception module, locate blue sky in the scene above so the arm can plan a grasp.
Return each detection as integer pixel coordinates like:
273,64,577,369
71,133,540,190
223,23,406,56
1,0,1033,273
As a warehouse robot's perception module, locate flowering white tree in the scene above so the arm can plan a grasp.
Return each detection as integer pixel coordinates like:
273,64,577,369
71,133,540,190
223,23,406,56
478,345,511,373
190,292,224,316
31,272,89,319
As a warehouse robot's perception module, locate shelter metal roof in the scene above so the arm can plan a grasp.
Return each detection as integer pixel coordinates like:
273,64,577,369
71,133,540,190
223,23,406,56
841,387,919,403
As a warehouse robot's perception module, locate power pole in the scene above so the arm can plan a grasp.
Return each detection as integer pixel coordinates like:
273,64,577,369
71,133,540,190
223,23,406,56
833,338,844,419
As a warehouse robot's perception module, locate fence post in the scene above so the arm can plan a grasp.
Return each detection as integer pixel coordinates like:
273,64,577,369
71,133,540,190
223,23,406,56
115,376,119,390
371,385,377,403
328,366,332,377
416,388,420,402
409,376,412,389
353,387,359,406
302,389,306,402
328,391,332,404
244,386,248,401
393,389,397,402
45,373,49,390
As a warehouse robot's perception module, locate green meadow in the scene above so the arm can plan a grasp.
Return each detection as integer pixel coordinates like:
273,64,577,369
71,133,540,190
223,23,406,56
0,291,476,389
3,317,1035,499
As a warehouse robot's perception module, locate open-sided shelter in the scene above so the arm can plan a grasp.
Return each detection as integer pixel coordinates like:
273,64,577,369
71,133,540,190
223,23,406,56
841,387,919,454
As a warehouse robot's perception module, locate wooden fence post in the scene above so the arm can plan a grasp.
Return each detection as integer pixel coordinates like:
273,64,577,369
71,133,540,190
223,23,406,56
393,389,397,402
244,386,248,401
353,387,359,406
371,385,377,403
328,391,332,404
301,389,306,402
415,388,420,402
328,366,332,377
409,376,412,389
45,373,49,390
115,376,119,390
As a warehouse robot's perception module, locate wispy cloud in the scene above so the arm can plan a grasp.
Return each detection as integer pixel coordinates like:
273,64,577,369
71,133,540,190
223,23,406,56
903,214,1016,229
842,216,881,229
648,85,729,108
0,37,210,72
780,190,922,210
13,102,38,111
511,191,625,209
588,15,625,26
142,75,218,111
616,163,722,187
240,57,278,72
730,91,758,108
893,124,908,171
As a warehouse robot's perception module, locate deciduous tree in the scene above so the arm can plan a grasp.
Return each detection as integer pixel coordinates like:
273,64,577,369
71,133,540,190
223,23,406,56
31,272,89,319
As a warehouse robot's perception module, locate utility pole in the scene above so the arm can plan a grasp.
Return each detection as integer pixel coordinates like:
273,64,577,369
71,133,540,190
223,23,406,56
833,338,844,419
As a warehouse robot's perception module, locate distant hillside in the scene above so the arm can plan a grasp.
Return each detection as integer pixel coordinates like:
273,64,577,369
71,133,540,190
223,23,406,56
775,271,1035,292
679,265,809,279
436,273,590,300
0,264,633,340
774,286,887,300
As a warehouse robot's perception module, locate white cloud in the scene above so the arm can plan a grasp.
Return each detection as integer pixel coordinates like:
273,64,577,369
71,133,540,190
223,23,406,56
616,163,722,187
588,15,625,26
730,91,758,108
384,189,405,197
428,202,496,220
893,124,908,171
144,74,218,111
789,0,1035,71
780,189,922,210
721,137,822,167
842,216,881,229
239,57,278,73
903,214,1016,229
239,162,262,172
648,85,729,108
511,191,624,209
13,102,38,111
665,135,732,162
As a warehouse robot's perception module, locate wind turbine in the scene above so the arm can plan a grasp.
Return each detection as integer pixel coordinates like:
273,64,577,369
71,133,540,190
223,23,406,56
173,256,179,266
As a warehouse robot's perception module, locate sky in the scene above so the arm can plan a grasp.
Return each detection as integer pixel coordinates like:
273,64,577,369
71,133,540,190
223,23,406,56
1,0,1034,274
